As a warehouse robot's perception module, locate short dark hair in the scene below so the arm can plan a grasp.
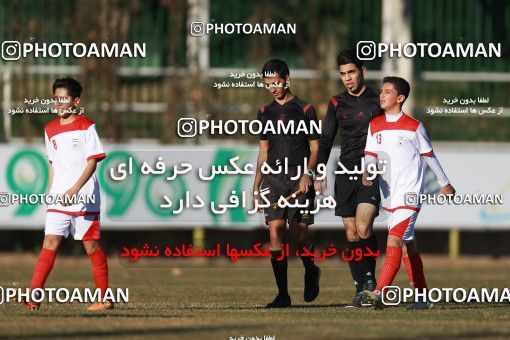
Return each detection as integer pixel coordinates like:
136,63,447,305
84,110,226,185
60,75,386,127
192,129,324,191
336,49,364,69
262,59,289,79
383,76,410,103
52,77,82,98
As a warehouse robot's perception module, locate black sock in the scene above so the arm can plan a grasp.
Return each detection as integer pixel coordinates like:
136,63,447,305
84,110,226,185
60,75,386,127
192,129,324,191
345,241,364,293
296,243,317,271
359,233,378,280
270,250,288,296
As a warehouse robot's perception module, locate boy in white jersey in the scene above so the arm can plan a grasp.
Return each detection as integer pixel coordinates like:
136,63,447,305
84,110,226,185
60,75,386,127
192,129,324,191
23,78,111,311
361,77,455,310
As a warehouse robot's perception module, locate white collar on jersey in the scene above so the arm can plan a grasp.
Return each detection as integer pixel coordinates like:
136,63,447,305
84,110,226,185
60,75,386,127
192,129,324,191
385,111,403,122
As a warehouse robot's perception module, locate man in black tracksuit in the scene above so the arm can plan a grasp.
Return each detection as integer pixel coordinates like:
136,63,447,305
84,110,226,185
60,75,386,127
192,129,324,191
315,49,382,307
253,59,321,308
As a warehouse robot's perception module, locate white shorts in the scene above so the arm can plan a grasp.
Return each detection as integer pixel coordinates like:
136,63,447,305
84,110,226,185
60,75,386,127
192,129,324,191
386,208,419,242
44,212,100,241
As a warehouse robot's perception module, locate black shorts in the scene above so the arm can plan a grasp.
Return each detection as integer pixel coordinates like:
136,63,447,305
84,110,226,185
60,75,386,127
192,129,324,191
260,171,315,225
334,163,381,218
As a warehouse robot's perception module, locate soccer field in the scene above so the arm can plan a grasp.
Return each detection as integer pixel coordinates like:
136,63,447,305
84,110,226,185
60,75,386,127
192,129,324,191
1,254,509,339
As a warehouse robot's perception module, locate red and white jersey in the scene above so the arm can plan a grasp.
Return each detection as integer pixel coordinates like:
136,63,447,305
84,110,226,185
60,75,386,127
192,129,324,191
44,115,106,214
364,112,432,211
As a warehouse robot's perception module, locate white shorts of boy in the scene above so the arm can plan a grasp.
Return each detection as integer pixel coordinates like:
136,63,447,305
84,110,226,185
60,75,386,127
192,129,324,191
385,208,419,242
45,211,100,241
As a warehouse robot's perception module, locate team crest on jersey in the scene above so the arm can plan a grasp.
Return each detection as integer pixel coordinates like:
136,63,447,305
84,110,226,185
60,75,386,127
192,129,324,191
52,139,57,149
72,138,79,149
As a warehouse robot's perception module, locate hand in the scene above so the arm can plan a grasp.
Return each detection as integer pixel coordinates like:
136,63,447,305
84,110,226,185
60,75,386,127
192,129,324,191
441,183,456,196
299,174,312,193
362,171,372,186
252,189,263,214
314,177,327,195
62,186,79,206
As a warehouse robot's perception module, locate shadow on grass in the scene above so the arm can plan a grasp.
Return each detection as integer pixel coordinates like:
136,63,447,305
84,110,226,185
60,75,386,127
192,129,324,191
0,324,269,339
167,303,349,310
21,313,185,318
427,303,510,310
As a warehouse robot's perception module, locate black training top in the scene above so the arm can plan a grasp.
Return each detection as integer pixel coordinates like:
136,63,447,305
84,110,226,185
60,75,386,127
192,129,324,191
257,96,319,167
317,85,382,166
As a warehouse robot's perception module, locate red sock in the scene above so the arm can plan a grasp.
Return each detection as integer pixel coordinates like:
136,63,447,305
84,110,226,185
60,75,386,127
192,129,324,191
89,247,109,297
403,256,414,286
408,253,427,289
375,246,402,292
31,248,57,290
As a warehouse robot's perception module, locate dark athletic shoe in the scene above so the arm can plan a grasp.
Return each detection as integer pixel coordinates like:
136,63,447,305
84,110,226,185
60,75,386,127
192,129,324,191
266,294,291,308
345,292,365,308
362,290,385,310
